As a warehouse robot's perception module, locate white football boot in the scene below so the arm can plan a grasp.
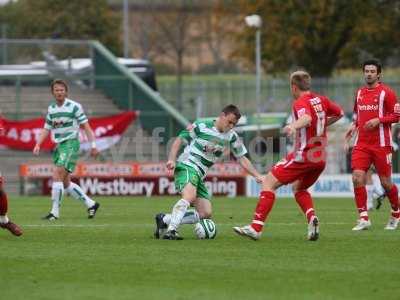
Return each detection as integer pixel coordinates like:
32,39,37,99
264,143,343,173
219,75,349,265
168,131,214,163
352,219,371,231
384,216,399,230
233,225,261,241
307,216,319,241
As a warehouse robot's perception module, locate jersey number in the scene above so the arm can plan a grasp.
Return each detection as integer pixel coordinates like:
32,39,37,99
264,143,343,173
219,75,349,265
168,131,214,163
316,111,326,137
310,98,325,137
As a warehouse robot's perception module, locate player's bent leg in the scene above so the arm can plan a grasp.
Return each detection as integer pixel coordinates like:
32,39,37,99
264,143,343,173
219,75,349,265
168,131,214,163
163,183,196,240
233,172,282,241
155,198,205,239
65,180,99,218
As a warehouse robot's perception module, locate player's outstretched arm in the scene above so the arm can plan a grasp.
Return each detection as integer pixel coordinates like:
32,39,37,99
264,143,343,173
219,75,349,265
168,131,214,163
238,156,264,183
166,137,183,170
81,122,98,157
33,128,50,155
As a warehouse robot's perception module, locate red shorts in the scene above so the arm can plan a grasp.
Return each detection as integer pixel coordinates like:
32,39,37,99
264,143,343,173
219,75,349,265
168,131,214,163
351,145,392,177
271,154,326,190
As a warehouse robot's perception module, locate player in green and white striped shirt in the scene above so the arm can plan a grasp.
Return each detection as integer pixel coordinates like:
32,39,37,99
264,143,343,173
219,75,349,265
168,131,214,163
154,104,265,240
33,79,100,220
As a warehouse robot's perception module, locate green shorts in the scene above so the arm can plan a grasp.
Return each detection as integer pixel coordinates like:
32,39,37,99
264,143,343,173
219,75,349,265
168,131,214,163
174,162,210,200
53,139,80,173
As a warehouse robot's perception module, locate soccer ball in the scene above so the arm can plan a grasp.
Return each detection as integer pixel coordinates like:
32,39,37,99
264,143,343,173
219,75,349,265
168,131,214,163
194,219,217,239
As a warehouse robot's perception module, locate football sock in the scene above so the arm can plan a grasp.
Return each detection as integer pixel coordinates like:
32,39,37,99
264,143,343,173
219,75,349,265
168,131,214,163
251,191,275,232
354,186,368,221
167,199,190,231
163,209,200,225
181,209,200,224
50,182,64,218
0,190,8,216
372,175,385,197
0,215,9,224
366,184,374,210
386,185,400,219
294,190,315,223
162,214,171,225
66,182,96,208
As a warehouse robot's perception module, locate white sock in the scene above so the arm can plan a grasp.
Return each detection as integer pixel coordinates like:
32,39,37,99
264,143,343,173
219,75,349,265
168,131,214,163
372,175,385,197
163,214,171,225
51,182,64,218
0,215,9,224
66,182,95,208
181,209,200,224
163,209,200,225
167,199,190,231
366,184,374,210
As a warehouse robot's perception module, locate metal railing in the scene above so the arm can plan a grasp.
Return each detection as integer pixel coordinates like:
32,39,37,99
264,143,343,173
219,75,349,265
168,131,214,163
158,77,400,119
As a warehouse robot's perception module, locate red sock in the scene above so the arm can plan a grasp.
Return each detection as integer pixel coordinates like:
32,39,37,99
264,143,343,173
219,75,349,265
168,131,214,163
0,190,8,216
386,185,400,219
354,186,368,221
251,191,275,232
294,191,315,223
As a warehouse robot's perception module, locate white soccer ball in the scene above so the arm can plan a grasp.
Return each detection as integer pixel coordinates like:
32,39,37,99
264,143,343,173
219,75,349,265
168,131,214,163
194,219,217,239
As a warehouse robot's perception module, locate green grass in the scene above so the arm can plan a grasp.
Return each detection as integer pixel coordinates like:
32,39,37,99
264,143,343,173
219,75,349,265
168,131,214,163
1,196,400,300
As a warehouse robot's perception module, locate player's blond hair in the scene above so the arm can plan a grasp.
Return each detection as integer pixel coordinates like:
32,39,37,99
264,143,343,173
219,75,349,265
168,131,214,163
290,71,311,91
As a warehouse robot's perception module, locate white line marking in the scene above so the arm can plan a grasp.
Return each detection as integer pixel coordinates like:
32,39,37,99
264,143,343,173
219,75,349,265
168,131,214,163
21,222,353,228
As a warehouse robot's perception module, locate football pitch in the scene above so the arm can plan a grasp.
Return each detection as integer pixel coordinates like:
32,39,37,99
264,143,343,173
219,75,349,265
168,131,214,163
1,196,400,300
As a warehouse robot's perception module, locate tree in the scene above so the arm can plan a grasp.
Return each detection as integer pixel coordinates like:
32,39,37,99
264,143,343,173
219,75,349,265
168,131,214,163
339,1,400,68
196,0,236,74
0,0,122,55
233,0,399,77
146,1,201,111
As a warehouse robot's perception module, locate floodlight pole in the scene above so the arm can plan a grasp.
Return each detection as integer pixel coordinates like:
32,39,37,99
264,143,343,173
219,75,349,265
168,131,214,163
245,15,262,137
123,0,129,58
245,14,263,168
255,28,261,138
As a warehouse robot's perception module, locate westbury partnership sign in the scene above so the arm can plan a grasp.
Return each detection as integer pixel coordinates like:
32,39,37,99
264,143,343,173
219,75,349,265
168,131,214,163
20,162,246,197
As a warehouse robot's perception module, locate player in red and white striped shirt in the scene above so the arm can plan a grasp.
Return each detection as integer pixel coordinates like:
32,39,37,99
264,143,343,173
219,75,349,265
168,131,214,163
234,70,343,241
0,116,23,236
345,59,400,231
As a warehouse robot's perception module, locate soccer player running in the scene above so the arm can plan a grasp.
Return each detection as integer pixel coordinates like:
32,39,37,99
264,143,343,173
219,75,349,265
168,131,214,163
33,79,100,220
234,70,343,241
0,117,23,236
344,59,399,231
154,104,264,240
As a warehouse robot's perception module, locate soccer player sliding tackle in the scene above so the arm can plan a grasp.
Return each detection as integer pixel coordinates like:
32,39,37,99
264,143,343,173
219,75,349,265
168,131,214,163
154,105,264,240
234,70,343,241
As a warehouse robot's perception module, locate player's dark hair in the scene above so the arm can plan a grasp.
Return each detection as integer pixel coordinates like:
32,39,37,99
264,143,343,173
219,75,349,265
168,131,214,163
290,71,311,91
51,79,69,92
222,104,241,120
363,59,382,74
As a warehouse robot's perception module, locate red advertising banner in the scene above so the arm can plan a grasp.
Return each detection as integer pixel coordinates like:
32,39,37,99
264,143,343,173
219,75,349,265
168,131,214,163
41,176,245,197
20,162,247,178
20,162,247,197
0,111,137,151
